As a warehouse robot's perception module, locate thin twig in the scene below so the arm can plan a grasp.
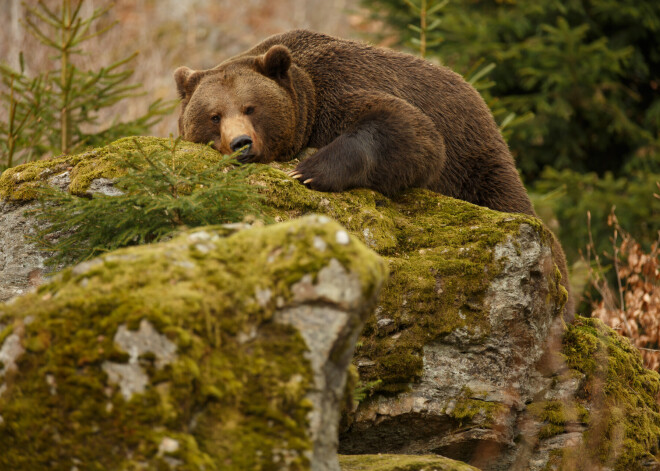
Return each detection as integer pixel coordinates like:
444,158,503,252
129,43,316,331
608,207,632,337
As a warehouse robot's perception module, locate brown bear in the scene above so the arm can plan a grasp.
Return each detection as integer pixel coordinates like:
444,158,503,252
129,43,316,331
174,29,572,316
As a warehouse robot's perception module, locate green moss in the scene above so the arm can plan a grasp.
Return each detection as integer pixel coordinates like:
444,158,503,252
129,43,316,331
1,136,567,397
562,317,660,470
526,400,567,439
543,449,565,471
577,404,590,424
541,401,566,426
447,387,508,426
0,323,13,346
257,162,565,394
338,453,479,471
352,377,382,404
0,216,385,469
538,423,565,440
0,137,224,200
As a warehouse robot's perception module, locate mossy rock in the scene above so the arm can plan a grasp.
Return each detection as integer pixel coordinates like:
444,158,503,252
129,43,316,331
1,136,571,468
5,138,659,469
520,317,660,470
338,454,479,471
0,137,226,200
0,136,563,395
559,317,660,470
0,215,386,470
258,171,566,396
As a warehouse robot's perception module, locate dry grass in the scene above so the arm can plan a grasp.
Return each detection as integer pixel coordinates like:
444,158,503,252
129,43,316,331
586,204,660,370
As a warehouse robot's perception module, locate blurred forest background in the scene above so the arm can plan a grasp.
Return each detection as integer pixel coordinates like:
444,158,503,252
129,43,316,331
1,1,659,365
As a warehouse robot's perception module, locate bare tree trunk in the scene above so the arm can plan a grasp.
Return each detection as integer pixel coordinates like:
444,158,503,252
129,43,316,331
10,0,23,69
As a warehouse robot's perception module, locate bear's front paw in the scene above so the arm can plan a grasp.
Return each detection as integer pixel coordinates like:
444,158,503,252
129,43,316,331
287,160,345,193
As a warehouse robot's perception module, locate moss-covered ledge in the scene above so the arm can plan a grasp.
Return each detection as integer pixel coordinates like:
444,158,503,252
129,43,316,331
0,137,227,200
0,136,565,393
338,454,479,471
1,136,571,468
0,215,386,470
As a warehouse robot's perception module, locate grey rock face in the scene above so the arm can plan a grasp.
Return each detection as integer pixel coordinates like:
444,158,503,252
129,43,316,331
278,257,370,469
0,175,119,303
0,201,47,302
340,224,566,470
102,319,178,400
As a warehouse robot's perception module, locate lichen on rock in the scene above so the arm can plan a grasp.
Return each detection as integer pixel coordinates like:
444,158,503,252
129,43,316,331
6,136,656,469
338,453,480,471
0,215,386,470
0,136,225,201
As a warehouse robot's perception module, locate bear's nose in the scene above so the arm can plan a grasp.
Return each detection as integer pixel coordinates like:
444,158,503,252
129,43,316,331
230,135,253,153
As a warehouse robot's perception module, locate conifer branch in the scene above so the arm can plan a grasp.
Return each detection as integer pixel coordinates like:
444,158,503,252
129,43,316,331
31,139,269,265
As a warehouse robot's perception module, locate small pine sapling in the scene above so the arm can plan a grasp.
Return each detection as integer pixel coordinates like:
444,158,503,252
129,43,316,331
402,0,447,58
31,138,268,265
0,0,174,169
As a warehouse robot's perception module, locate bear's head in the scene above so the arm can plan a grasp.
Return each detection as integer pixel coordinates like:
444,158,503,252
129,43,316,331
174,45,312,163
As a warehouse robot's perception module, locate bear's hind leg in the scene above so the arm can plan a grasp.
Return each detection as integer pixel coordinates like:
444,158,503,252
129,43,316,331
290,93,445,196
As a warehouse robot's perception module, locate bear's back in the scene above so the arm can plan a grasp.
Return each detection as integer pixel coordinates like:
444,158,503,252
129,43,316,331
244,30,529,214
248,30,480,124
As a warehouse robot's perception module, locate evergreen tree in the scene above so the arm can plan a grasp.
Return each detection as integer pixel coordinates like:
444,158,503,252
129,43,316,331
361,0,660,261
0,0,173,170
361,0,660,180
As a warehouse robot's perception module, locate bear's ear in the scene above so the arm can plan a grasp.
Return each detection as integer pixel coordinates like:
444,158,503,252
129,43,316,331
174,66,202,100
256,45,292,80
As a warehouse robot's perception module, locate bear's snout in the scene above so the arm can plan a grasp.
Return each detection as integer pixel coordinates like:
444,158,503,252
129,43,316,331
230,135,253,153
219,115,259,159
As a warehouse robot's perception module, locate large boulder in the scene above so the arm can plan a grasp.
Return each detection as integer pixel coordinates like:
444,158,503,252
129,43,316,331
2,137,660,470
0,215,386,470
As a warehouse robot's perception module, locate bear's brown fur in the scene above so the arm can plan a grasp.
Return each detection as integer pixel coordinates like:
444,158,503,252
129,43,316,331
175,30,573,316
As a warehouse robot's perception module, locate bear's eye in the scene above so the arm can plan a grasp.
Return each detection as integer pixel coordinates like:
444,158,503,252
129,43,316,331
211,115,221,124
244,106,255,116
